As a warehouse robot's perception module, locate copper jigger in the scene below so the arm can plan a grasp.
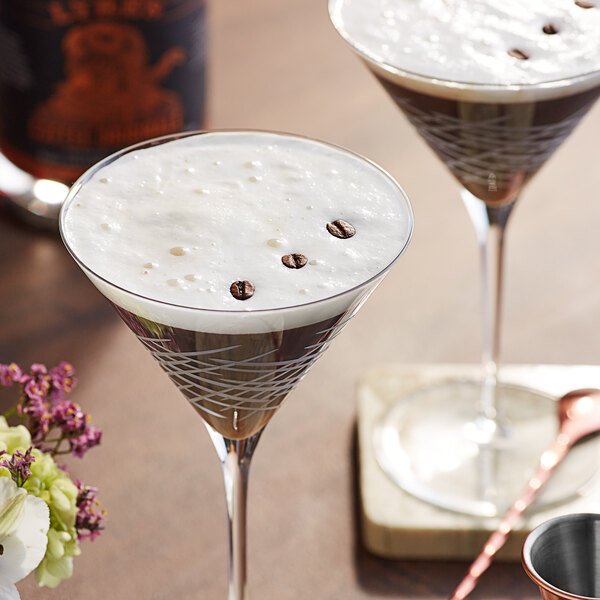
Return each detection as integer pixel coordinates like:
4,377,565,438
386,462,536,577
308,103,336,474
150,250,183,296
522,513,600,600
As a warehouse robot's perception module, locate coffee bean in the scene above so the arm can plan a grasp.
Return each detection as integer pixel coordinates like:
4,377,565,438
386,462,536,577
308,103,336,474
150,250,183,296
230,280,255,300
282,253,308,269
542,23,559,34
326,219,356,239
575,1,595,7
507,48,530,60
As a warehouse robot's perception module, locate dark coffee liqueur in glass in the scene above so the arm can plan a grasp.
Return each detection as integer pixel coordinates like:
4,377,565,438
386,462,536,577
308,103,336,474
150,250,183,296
60,131,413,440
375,80,600,204
330,0,600,205
114,306,348,439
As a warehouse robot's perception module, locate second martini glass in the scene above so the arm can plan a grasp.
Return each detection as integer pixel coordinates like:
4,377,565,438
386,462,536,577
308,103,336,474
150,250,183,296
330,0,600,516
59,130,413,598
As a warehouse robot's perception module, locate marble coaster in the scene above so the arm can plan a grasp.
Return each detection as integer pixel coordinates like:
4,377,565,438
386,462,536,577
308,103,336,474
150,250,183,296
357,364,600,560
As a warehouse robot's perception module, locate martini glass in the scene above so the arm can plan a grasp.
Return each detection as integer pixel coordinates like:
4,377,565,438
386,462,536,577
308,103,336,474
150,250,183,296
58,130,413,599
329,0,600,517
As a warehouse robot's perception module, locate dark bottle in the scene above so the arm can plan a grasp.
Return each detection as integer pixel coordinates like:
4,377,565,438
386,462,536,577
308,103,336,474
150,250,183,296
0,0,207,224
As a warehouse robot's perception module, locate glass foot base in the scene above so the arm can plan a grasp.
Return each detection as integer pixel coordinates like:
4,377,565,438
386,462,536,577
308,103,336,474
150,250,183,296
373,379,600,517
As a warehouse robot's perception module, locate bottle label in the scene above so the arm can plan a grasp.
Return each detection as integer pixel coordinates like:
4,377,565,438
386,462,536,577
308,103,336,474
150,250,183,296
0,0,207,183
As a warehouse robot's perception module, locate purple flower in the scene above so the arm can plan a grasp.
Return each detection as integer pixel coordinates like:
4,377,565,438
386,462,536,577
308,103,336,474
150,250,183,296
16,364,52,437
0,363,24,387
20,394,47,420
19,393,51,443
75,480,106,541
50,401,87,437
86,426,102,449
49,400,102,457
0,447,36,487
70,426,102,459
49,361,77,401
23,379,49,402
3,359,103,463
29,363,47,376
21,364,51,403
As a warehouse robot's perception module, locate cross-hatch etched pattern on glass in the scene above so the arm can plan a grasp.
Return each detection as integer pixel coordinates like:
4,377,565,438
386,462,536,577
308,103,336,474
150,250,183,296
395,97,588,187
134,316,350,424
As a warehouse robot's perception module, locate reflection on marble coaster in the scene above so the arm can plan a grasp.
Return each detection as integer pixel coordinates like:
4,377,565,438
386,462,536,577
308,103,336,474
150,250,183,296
357,364,600,560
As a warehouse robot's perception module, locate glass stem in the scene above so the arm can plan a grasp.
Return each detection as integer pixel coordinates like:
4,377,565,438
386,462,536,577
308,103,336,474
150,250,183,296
461,188,515,434
207,428,263,600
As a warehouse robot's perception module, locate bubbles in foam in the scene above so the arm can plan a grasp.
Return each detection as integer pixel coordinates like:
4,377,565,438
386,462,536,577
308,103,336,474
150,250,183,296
61,131,412,332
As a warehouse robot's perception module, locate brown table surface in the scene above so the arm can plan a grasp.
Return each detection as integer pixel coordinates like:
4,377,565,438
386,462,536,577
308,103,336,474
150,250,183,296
2,1,600,598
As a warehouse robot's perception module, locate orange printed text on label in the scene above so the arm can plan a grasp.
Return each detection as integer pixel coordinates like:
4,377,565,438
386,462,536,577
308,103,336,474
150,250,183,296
48,0,166,26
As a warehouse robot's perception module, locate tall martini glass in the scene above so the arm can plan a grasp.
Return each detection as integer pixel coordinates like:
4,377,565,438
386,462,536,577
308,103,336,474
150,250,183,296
329,0,600,516
58,130,413,599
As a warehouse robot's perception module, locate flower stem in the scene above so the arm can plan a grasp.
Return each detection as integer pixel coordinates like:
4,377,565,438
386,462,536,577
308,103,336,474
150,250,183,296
2,405,18,419
52,437,66,456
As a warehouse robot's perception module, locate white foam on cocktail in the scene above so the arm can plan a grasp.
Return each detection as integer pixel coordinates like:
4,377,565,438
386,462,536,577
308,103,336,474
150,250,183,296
330,0,600,102
61,131,412,333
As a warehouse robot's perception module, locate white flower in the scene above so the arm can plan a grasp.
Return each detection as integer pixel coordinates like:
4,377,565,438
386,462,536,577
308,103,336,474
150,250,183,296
0,478,49,599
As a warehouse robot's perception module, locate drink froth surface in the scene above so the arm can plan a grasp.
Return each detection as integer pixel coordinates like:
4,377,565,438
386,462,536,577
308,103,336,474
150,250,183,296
61,132,411,333
331,0,600,101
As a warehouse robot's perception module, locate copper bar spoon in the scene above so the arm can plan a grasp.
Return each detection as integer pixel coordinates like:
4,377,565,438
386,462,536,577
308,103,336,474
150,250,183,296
449,388,600,600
